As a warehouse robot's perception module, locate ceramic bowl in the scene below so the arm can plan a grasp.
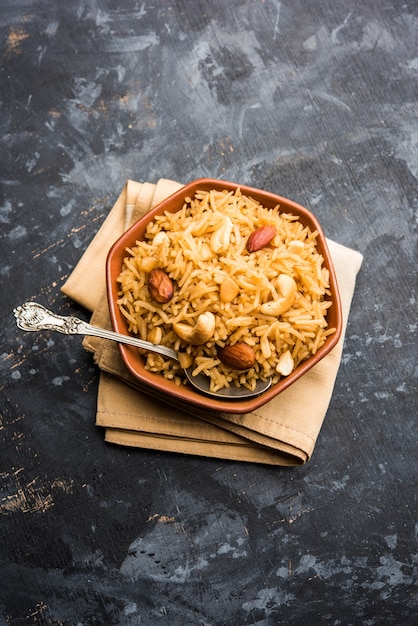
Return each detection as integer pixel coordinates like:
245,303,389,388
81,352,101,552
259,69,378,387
106,178,342,414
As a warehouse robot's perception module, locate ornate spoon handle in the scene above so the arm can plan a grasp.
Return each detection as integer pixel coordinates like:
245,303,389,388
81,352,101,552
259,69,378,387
13,302,178,360
13,302,272,400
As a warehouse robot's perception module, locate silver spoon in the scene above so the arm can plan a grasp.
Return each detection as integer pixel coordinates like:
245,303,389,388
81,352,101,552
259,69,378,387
13,302,271,400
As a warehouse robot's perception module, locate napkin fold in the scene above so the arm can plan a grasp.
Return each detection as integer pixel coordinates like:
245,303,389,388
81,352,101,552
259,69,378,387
62,179,363,465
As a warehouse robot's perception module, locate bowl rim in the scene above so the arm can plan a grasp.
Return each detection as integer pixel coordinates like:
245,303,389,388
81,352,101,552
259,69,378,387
106,177,343,414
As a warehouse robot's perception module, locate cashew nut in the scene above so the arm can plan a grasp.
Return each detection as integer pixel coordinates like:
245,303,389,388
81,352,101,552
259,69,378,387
288,240,304,254
152,231,170,246
173,311,216,345
260,274,297,316
276,350,294,376
210,216,233,254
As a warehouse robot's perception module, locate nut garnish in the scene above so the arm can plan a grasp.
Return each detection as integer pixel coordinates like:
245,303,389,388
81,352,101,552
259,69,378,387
148,326,163,344
178,352,194,369
276,350,294,376
152,231,170,246
246,225,277,253
218,343,256,370
210,216,233,254
173,312,216,345
148,268,174,304
220,276,240,303
138,256,158,273
260,274,297,316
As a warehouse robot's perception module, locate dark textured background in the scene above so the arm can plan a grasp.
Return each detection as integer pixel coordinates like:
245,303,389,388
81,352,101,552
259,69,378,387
1,1,417,624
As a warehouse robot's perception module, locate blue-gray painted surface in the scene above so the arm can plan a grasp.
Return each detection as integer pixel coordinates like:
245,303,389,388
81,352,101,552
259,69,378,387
1,1,416,624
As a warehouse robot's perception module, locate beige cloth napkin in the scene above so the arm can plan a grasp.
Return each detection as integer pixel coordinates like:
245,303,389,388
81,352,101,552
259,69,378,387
62,179,363,465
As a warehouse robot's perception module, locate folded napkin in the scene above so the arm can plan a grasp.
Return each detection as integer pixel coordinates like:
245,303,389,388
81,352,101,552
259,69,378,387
62,179,363,465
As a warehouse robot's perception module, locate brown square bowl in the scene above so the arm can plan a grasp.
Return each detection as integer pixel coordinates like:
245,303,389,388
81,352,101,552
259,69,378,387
106,178,342,414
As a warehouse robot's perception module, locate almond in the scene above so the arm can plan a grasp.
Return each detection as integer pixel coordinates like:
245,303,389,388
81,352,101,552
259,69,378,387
148,268,174,304
217,343,256,370
246,225,277,253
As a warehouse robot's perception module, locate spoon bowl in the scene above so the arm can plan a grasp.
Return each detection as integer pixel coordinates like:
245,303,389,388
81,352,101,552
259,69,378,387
13,302,271,400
